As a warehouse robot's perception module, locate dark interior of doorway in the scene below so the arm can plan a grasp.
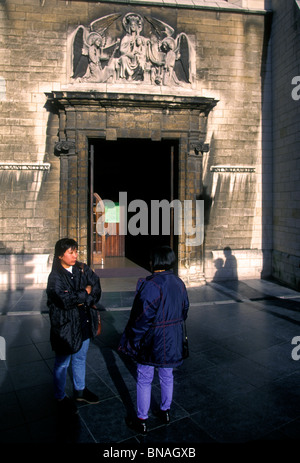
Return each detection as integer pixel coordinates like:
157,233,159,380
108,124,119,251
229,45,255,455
90,138,179,271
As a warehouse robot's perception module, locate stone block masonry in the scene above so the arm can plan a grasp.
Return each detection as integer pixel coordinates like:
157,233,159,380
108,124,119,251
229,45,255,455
271,0,300,291
0,0,276,288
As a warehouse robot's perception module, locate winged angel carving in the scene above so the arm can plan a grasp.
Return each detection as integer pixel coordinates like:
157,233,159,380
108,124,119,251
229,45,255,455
71,12,193,87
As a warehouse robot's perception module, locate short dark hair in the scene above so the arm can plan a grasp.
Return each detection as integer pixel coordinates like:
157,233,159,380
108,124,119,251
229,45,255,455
52,238,78,271
54,238,78,258
150,245,176,271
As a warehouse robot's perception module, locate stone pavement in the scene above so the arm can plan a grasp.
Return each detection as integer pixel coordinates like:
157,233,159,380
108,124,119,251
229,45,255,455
1,277,300,453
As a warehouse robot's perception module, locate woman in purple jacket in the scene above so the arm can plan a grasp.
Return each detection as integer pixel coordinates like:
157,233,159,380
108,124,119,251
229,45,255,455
118,245,189,435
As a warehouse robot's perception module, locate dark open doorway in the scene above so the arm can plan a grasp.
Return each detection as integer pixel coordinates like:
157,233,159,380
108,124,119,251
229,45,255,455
89,138,179,271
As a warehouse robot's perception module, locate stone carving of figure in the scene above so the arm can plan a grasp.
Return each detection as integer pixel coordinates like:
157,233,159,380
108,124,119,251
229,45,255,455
81,34,105,82
71,13,192,87
71,13,122,83
160,37,180,86
117,13,147,81
80,33,120,83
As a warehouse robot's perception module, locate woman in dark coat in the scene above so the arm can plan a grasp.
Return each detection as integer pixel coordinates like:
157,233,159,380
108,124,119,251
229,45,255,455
118,245,189,434
47,238,101,414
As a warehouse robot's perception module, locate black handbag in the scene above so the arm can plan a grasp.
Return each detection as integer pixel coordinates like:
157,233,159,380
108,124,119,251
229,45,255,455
182,321,189,359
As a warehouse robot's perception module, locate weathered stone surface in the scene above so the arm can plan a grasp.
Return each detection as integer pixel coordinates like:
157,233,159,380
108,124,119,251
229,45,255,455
1,1,292,289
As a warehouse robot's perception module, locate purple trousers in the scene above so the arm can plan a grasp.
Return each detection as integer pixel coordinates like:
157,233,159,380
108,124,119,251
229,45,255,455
136,363,174,420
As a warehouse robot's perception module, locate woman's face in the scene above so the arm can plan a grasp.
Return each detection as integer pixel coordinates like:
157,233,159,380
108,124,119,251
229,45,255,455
59,247,78,268
129,17,138,32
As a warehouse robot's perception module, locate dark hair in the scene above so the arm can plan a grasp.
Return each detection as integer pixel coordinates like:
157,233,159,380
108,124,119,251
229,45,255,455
52,238,78,270
150,245,176,271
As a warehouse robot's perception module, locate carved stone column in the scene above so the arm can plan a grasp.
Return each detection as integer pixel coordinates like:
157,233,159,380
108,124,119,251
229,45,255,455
54,140,77,240
178,138,208,285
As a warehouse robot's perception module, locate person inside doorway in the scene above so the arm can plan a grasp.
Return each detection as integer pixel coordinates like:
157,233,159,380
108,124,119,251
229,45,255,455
118,245,189,434
47,238,102,415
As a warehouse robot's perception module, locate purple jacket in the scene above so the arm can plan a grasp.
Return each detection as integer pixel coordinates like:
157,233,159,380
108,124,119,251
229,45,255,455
118,271,189,367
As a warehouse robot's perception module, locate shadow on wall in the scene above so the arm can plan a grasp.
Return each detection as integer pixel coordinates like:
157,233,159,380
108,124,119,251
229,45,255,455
198,184,239,285
0,242,35,292
212,247,238,282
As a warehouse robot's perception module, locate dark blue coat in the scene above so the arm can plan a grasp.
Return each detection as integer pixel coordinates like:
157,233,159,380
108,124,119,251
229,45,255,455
118,271,189,367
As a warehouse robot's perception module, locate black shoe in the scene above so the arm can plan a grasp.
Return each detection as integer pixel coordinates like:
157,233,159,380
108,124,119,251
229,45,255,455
125,416,148,435
154,408,170,424
56,396,78,416
74,387,100,404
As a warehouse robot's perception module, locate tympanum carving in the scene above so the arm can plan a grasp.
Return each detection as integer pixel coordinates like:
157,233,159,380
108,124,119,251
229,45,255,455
70,12,194,87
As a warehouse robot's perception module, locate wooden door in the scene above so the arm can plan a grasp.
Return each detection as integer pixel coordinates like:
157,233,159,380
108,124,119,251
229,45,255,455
92,193,125,261
92,192,105,264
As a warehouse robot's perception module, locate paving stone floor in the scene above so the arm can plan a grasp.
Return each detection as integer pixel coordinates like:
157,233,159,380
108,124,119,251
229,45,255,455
1,277,300,455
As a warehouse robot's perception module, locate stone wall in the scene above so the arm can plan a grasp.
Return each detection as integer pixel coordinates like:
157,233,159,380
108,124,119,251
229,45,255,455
197,6,273,281
0,0,271,288
271,0,300,290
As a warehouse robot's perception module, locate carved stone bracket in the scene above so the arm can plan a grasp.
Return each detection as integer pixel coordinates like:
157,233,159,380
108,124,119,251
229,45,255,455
189,141,210,156
54,141,76,156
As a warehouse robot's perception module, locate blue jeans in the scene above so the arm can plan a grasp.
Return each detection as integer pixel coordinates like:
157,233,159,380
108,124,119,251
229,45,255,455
136,363,174,420
53,339,90,400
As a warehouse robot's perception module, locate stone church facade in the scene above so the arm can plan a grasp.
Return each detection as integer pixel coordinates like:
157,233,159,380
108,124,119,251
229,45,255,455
0,0,299,291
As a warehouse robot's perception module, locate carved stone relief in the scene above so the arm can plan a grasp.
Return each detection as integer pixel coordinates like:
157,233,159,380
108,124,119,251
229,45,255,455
70,12,195,88
54,141,76,156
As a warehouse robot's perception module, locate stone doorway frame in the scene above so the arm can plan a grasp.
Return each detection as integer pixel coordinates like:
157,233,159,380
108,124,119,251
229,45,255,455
89,138,178,268
46,91,218,284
